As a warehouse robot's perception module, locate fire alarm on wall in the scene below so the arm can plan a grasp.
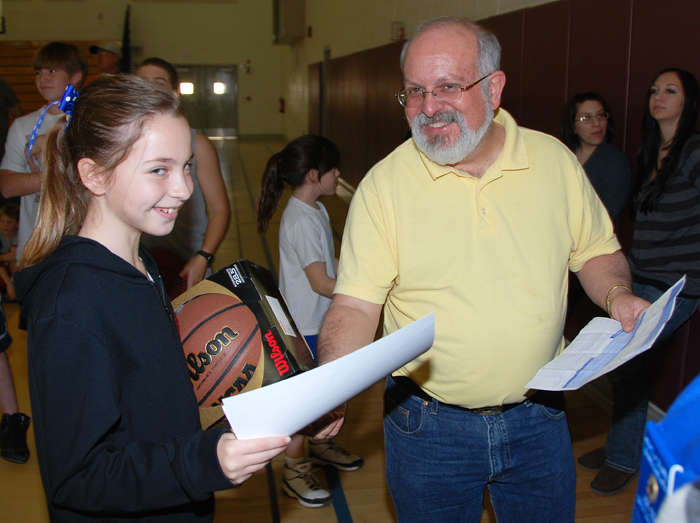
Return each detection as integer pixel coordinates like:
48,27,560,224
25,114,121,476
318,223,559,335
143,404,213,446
390,21,405,41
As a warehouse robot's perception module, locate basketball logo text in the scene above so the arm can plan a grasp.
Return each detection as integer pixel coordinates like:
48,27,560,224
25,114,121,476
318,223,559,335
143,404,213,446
264,330,290,376
215,362,257,405
187,326,239,381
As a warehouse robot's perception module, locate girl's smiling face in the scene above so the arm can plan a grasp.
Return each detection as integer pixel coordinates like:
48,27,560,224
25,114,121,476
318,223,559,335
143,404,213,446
99,114,193,238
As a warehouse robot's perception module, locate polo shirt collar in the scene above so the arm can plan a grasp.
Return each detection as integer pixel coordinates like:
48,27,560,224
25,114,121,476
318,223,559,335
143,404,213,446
419,150,458,180
417,108,529,180
493,108,529,172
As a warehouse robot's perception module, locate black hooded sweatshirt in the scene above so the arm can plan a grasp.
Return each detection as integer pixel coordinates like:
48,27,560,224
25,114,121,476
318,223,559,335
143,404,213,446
14,236,234,522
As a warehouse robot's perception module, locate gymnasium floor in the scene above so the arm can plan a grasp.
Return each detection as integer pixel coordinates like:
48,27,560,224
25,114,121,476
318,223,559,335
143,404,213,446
0,137,637,522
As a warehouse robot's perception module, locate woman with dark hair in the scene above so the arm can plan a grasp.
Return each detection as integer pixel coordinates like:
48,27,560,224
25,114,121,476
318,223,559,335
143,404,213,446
578,68,700,497
561,92,631,221
257,136,363,508
561,93,631,323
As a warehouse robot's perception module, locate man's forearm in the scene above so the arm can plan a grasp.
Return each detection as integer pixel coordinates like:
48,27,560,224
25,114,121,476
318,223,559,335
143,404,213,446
576,250,632,310
317,294,381,365
0,169,41,198
576,250,651,331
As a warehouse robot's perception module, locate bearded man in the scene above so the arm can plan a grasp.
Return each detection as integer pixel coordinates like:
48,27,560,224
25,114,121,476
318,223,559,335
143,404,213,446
316,16,650,523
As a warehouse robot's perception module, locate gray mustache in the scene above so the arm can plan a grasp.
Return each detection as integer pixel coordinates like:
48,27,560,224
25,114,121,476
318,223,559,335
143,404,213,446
414,111,461,126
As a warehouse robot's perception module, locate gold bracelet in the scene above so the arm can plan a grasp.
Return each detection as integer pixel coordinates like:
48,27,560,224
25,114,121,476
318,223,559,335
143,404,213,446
606,284,633,318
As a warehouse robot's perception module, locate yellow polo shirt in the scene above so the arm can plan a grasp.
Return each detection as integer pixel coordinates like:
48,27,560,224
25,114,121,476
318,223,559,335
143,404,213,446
335,109,620,408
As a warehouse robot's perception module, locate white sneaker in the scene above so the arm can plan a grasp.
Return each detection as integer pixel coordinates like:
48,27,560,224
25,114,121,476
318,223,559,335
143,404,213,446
282,461,332,508
308,438,364,471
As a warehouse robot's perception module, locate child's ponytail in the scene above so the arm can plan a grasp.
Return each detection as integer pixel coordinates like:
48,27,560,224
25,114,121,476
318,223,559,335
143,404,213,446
20,120,91,267
256,153,285,234
255,135,340,235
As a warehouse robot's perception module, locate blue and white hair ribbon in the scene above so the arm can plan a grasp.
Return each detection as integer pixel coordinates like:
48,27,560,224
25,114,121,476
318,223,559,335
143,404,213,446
26,85,79,161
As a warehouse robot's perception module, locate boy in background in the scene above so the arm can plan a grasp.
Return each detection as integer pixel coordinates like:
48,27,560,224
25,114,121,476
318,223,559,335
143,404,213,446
0,42,86,262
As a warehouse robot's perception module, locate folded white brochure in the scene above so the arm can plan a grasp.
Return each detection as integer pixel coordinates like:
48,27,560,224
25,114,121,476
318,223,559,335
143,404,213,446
222,313,435,439
526,276,685,392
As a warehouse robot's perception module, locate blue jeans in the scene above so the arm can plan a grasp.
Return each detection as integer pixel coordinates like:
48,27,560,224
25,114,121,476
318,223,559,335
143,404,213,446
383,376,576,523
605,282,700,472
303,335,318,362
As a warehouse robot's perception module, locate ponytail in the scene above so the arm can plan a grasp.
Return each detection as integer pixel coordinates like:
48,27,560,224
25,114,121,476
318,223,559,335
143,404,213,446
20,121,92,268
256,153,285,234
255,135,340,234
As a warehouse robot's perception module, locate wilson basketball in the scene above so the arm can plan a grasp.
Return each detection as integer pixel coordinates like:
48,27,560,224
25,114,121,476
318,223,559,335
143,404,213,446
176,293,263,408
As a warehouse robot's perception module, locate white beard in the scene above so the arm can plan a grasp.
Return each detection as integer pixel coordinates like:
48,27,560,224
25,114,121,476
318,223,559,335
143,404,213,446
411,102,494,166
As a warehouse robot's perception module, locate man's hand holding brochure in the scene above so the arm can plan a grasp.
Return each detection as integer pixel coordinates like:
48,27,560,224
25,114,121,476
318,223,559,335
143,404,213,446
527,276,686,391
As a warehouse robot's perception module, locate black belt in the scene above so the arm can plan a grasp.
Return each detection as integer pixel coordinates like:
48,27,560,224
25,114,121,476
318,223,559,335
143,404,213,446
392,376,524,415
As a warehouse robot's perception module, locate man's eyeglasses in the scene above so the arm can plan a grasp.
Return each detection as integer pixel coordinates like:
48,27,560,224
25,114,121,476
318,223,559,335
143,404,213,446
395,73,492,108
577,113,609,125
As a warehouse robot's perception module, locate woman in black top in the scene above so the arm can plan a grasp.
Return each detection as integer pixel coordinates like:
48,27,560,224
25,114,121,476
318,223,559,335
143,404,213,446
561,93,632,321
561,92,631,222
578,68,700,497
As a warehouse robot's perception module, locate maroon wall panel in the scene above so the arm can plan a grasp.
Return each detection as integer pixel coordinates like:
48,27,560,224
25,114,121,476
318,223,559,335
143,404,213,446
325,52,369,187
567,0,632,152
308,62,322,136
568,0,635,252
324,41,406,188
626,0,700,165
520,0,570,136
364,41,407,172
480,10,525,123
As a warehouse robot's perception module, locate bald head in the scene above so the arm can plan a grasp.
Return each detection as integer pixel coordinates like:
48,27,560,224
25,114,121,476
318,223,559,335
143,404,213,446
400,17,501,78
399,17,507,171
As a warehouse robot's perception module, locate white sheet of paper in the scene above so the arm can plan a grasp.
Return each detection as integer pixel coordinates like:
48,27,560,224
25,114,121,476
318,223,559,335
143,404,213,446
222,313,435,439
526,276,685,391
